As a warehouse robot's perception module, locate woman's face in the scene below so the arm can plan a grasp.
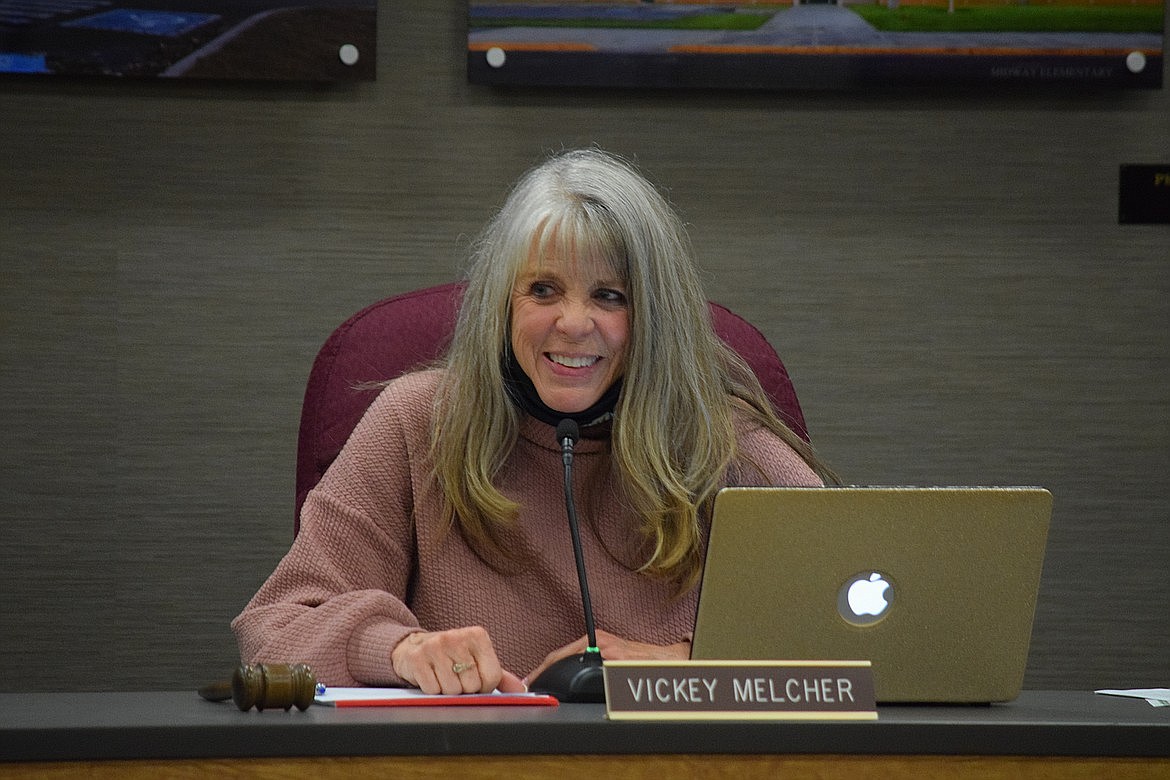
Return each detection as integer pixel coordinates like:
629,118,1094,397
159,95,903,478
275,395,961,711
510,250,629,414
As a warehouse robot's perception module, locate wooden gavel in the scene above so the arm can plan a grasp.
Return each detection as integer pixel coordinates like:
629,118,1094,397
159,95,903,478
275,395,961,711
198,663,317,711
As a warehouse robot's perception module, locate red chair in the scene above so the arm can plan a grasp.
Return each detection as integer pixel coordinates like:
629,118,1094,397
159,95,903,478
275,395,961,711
294,282,809,533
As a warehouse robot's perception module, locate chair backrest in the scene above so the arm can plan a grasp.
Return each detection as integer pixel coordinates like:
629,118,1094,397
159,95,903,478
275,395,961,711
294,281,809,532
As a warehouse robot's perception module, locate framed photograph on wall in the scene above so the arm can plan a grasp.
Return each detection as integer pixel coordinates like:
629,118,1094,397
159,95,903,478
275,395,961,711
467,1,1163,89
0,1,376,80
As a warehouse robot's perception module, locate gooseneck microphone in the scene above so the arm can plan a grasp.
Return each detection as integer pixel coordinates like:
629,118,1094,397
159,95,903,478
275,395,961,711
528,419,606,702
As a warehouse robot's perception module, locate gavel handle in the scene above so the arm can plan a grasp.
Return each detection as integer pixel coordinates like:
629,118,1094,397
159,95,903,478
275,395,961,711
197,680,234,702
197,663,317,711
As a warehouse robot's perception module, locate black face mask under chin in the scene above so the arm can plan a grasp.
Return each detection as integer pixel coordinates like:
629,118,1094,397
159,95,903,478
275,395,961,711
502,351,621,430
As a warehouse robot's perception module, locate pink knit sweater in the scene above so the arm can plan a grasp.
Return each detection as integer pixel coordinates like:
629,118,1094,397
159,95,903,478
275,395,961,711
232,369,822,685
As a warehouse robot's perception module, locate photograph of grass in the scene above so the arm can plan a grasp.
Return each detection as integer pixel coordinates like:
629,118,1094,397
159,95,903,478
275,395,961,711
468,1,1164,89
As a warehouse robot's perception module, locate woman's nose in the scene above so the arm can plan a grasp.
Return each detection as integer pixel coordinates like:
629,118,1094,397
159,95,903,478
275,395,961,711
556,299,594,337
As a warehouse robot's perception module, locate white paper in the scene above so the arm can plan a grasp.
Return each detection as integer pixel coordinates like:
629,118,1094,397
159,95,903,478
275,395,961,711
315,686,548,704
1094,688,1170,707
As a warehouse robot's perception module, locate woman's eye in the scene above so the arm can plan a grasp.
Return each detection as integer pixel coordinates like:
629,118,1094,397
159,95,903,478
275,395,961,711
596,288,627,305
529,282,555,298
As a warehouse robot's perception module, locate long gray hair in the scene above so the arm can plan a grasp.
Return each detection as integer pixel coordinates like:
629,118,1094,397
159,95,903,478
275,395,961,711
431,148,832,589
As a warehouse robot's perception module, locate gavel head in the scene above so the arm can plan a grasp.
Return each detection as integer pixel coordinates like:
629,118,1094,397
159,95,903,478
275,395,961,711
231,663,317,712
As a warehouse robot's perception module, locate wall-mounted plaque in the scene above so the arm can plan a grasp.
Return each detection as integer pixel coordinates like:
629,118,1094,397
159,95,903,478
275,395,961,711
0,1,376,80
467,1,1163,90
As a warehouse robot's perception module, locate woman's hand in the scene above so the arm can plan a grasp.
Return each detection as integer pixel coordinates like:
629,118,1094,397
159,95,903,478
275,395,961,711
391,626,527,694
524,629,691,686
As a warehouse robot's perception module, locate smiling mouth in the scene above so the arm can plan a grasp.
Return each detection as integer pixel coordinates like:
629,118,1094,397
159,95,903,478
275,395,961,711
547,353,600,369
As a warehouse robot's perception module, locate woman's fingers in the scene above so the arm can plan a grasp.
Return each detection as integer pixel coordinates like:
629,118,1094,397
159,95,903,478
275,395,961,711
392,626,510,694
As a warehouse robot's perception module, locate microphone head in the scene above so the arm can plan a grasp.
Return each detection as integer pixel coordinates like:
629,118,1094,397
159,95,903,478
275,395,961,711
556,418,580,447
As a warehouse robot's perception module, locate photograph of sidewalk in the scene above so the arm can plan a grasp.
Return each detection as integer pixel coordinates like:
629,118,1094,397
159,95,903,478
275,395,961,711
468,1,1164,88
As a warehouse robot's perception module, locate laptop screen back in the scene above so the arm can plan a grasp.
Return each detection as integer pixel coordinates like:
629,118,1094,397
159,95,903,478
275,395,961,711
691,487,1052,703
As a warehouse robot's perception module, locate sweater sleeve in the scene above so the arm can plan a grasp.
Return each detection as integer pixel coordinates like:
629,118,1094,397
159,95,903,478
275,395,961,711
231,379,429,687
731,409,825,487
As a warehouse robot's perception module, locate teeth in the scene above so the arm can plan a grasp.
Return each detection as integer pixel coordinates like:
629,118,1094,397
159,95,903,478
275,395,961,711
550,354,598,368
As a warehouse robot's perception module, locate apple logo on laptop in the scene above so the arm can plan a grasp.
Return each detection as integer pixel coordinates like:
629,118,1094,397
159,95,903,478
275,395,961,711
837,571,894,626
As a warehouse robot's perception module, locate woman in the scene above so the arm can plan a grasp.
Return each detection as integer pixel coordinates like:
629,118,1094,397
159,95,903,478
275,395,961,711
233,148,835,695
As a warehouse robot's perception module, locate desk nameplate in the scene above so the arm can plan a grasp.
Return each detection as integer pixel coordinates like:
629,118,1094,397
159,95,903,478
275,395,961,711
602,660,877,720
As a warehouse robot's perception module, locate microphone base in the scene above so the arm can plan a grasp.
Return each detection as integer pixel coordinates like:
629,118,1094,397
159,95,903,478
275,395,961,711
528,653,606,703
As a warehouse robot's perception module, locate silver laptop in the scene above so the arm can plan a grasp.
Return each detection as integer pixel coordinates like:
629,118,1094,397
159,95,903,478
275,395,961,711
691,487,1052,703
